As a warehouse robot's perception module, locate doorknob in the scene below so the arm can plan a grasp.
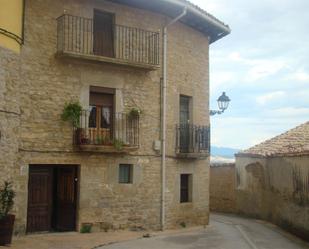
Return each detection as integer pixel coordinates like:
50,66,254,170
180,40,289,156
74,178,78,182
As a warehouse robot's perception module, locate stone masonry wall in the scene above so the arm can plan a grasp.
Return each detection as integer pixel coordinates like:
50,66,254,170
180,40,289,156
210,163,236,213
0,46,21,223
0,0,211,234
236,155,309,241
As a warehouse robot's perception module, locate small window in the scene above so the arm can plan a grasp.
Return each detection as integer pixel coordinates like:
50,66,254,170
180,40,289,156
119,164,133,184
180,174,192,203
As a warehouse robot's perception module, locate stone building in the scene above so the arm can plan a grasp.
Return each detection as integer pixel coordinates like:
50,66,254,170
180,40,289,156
235,121,309,240
0,0,230,234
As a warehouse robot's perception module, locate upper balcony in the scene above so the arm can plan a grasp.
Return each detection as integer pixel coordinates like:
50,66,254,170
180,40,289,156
56,14,160,70
175,124,210,159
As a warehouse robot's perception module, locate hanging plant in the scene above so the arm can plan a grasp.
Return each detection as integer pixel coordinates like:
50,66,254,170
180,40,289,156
128,107,141,118
61,101,82,127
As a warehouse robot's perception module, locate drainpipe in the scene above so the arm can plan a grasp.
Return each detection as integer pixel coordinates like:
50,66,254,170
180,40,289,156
161,7,187,231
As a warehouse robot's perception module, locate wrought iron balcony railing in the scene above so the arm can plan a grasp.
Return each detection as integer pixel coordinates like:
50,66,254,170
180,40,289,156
74,111,139,149
57,14,160,68
176,124,210,155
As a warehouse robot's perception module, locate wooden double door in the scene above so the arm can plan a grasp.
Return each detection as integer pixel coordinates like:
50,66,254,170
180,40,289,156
27,165,78,233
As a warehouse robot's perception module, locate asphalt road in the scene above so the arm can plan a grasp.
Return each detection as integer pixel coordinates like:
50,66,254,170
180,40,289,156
99,213,309,249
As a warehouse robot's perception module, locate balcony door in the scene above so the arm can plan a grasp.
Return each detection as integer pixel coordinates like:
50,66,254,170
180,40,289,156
93,10,115,57
179,95,191,152
89,88,114,144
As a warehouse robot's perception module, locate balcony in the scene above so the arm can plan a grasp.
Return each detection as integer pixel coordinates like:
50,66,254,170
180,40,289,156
74,111,139,153
56,14,160,70
175,124,210,158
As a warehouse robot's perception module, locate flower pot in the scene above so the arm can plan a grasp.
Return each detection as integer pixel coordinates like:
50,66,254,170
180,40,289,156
0,214,15,246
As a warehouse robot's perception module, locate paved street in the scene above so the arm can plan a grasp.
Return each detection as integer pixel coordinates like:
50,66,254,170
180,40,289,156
99,213,309,249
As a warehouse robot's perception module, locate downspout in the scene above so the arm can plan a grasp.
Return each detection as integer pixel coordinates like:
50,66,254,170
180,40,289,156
161,7,187,231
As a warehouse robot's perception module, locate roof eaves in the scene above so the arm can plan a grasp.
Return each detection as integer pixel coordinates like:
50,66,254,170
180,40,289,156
165,0,231,35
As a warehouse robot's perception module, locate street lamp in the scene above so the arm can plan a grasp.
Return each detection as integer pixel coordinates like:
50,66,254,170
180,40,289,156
210,92,231,116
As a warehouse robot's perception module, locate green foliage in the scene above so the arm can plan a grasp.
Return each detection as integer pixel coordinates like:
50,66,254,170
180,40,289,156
80,223,92,233
95,136,111,145
0,181,16,220
128,108,141,118
95,136,104,145
113,139,124,151
61,101,82,127
180,221,186,228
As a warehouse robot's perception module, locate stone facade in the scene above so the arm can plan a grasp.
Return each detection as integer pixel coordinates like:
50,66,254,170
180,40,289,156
0,47,21,204
0,0,214,235
210,164,236,213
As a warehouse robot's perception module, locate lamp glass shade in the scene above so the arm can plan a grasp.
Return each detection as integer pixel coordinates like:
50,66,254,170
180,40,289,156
217,92,230,111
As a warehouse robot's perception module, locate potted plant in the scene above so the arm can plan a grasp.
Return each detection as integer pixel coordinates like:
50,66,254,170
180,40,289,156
128,107,141,119
0,181,16,246
112,139,125,151
61,101,83,127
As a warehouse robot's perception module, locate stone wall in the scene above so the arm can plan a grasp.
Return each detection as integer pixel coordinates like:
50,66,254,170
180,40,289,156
210,163,236,213
236,155,309,241
0,0,211,234
0,47,21,222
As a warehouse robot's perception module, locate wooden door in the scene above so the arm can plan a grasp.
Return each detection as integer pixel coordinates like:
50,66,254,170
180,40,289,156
89,91,114,144
93,10,115,57
27,166,53,233
54,166,77,231
179,96,191,152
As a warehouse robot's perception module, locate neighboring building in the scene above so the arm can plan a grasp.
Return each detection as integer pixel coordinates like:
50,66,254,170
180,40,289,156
210,163,236,213
235,122,309,240
0,0,230,234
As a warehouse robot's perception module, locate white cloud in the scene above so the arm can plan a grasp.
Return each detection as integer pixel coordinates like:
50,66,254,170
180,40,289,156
225,52,288,82
264,107,309,118
285,69,309,82
256,91,286,105
210,71,236,91
246,60,286,82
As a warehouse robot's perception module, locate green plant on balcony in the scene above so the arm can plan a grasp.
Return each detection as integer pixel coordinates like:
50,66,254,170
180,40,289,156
61,101,82,127
128,107,141,119
112,139,125,151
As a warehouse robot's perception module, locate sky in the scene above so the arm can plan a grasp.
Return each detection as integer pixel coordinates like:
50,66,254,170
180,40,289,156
190,0,309,149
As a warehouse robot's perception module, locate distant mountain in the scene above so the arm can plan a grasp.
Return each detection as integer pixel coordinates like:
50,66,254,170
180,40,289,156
211,146,240,159
210,156,235,164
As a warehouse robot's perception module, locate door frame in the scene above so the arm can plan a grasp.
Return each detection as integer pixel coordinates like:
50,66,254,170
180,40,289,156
27,164,80,234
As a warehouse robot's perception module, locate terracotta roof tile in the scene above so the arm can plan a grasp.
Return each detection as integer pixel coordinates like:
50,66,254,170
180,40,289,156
237,121,309,157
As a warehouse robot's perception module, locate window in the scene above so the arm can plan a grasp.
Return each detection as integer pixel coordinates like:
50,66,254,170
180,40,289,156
119,164,133,184
179,95,192,153
180,174,192,203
